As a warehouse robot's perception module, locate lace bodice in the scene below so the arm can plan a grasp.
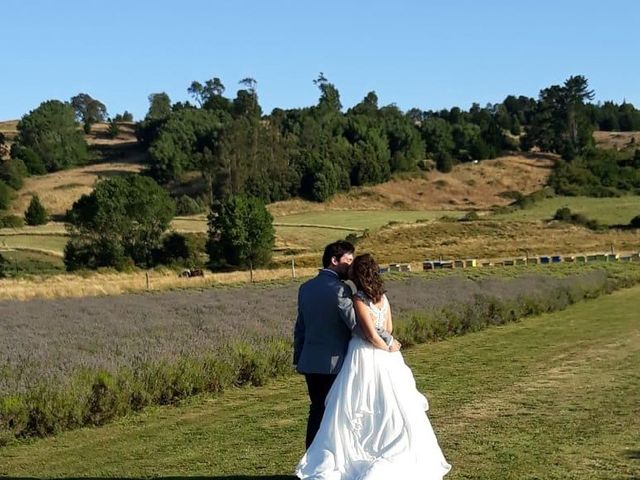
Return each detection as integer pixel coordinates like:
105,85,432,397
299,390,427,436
355,291,388,330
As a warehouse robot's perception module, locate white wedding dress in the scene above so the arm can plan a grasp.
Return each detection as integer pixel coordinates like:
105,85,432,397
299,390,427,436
295,293,451,480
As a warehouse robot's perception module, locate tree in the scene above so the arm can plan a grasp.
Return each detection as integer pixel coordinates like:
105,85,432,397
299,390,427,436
188,77,226,107
107,118,120,139
0,180,12,210
146,92,172,121
523,76,595,157
314,72,342,112
206,194,275,269
70,93,108,133
13,100,89,172
24,195,48,225
115,111,134,122
65,175,175,270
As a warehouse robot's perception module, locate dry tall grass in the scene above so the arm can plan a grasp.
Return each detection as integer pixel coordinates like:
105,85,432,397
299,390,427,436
359,219,640,264
0,266,320,301
10,161,145,216
269,154,555,216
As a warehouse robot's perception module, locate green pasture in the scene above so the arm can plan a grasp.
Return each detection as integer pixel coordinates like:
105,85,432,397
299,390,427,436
495,195,640,225
0,234,68,256
170,210,466,251
2,284,638,479
274,210,463,231
0,249,65,275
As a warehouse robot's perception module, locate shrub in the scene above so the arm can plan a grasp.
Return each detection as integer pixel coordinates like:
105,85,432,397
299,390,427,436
174,195,205,215
554,207,573,222
630,215,640,229
0,159,29,190
553,207,602,230
435,152,454,173
0,252,7,278
155,232,204,267
24,195,48,226
0,215,24,228
459,211,480,222
0,180,12,210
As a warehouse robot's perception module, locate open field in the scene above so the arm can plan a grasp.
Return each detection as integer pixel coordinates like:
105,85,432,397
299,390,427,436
8,159,145,217
494,195,640,225
0,234,67,256
358,219,640,264
0,265,615,396
594,130,640,150
2,283,638,478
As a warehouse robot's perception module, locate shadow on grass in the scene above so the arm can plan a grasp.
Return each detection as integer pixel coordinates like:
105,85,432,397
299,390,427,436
625,449,640,460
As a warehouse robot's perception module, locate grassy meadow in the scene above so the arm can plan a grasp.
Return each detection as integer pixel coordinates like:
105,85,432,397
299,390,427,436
1,282,638,479
494,195,640,225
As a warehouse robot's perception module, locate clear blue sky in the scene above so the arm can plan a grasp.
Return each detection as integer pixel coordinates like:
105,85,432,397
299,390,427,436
1,0,638,121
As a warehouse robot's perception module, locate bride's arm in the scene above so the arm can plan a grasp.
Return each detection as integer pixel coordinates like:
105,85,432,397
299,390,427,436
354,297,392,350
384,295,393,334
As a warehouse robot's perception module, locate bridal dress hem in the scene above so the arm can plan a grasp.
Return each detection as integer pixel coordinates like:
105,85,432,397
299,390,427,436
295,294,451,480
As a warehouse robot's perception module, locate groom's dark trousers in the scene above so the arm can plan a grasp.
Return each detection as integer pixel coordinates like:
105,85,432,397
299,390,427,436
304,373,337,449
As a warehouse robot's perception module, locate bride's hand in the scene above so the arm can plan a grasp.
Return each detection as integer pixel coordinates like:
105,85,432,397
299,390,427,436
389,339,401,352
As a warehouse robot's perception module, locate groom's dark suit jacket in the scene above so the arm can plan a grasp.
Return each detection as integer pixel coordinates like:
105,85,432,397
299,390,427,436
294,269,391,375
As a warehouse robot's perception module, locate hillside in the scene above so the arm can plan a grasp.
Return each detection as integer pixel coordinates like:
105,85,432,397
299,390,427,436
2,122,144,216
2,123,636,216
270,153,555,216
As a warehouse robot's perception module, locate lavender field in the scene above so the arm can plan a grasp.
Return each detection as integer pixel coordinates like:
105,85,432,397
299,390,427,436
0,267,612,397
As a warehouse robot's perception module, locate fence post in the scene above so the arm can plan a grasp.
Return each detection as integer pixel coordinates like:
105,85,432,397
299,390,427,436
291,258,296,278
145,272,149,290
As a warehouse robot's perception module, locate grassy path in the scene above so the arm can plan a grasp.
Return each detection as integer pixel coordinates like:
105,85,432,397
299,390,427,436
1,287,639,479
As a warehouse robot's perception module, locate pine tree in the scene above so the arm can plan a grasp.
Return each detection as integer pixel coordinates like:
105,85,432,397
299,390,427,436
24,195,48,225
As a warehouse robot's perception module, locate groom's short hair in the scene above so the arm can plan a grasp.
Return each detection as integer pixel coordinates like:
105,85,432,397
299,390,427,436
322,241,355,268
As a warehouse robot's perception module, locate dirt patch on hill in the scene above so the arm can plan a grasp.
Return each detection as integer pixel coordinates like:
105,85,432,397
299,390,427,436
594,130,640,150
10,161,145,216
269,153,556,216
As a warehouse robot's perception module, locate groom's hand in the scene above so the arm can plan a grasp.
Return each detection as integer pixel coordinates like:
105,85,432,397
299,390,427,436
388,339,401,352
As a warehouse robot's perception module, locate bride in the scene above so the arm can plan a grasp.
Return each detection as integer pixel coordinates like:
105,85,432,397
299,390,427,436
295,254,451,479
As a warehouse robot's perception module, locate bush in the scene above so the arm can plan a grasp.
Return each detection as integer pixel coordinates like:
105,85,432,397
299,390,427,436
155,232,203,266
0,180,12,210
0,215,24,228
12,146,46,175
553,207,601,230
630,215,640,229
174,195,205,216
435,152,454,173
0,252,7,278
554,207,573,222
0,159,29,190
24,195,48,226
459,211,480,222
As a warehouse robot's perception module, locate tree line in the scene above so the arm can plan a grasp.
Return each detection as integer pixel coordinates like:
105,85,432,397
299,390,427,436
1,74,639,272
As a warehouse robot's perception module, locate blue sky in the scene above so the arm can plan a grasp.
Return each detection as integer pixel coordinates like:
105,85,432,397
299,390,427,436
1,0,638,121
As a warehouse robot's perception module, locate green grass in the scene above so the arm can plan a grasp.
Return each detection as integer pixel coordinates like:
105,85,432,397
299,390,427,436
1,285,638,479
0,249,65,275
170,210,465,251
0,234,68,255
495,195,640,225
274,210,463,231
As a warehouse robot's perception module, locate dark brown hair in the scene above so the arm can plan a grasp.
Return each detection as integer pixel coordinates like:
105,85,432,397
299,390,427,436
350,253,385,303
322,240,355,268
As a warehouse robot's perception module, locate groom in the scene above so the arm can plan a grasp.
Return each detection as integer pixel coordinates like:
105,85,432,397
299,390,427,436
293,240,400,448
